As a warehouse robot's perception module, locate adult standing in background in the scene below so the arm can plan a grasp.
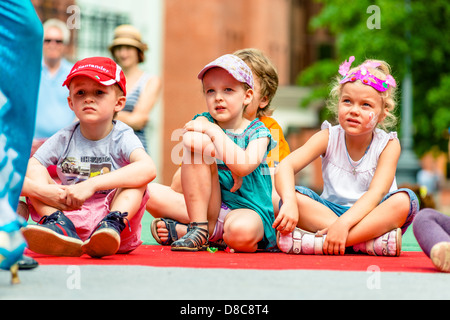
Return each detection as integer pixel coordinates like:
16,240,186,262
33,18,74,152
109,24,161,152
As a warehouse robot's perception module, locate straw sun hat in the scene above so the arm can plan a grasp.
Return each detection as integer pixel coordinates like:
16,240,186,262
109,25,148,62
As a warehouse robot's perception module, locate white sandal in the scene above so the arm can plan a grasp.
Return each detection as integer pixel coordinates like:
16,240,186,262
277,227,325,255
353,228,402,256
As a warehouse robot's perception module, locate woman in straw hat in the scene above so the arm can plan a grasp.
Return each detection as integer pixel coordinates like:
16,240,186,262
109,24,161,151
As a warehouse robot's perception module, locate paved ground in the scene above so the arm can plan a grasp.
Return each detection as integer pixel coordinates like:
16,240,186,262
1,214,449,302
1,265,449,300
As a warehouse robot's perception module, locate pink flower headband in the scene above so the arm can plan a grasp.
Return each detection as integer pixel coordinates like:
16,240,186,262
338,56,396,92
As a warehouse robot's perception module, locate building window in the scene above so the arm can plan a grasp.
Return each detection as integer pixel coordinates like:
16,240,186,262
76,6,130,59
32,0,130,60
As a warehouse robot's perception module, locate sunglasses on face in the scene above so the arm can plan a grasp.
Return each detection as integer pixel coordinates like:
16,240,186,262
44,38,64,44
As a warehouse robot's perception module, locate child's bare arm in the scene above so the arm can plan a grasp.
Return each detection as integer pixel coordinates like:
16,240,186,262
22,177,71,211
273,129,329,233
23,157,73,209
25,157,54,185
184,120,269,177
91,147,156,190
64,148,156,208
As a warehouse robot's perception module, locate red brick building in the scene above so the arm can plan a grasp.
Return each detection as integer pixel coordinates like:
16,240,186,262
31,0,332,186
161,0,330,184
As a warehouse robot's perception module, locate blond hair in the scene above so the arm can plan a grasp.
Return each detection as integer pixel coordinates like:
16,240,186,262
43,18,71,45
328,59,398,131
233,48,279,117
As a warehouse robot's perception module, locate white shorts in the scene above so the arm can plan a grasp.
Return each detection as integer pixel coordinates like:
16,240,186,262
209,203,231,242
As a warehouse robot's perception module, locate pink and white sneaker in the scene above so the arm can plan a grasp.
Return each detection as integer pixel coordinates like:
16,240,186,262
353,228,402,256
277,227,325,254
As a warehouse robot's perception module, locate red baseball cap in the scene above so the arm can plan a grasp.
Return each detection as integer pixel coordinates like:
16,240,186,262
62,57,127,96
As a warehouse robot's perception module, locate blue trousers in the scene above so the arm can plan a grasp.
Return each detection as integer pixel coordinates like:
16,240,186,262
0,0,42,230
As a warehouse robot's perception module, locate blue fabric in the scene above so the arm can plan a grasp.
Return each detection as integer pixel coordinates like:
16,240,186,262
0,0,42,218
122,73,150,150
34,58,74,138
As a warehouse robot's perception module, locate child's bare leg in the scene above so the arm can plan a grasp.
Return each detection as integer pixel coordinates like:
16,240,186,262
147,183,190,243
345,191,410,246
279,191,409,255
295,193,337,232
170,158,210,251
82,186,147,258
27,172,62,218
152,130,222,245
206,162,221,232
159,163,222,245
181,151,221,234
295,191,410,245
146,183,189,223
223,209,264,252
182,160,211,222
28,198,58,218
22,169,83,257
171,146,221,251
110,185,147,220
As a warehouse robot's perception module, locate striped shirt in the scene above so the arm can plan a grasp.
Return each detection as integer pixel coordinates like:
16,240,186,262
122,72,151,150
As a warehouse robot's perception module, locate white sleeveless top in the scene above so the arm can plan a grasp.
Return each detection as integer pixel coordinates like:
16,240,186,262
320,121,398,206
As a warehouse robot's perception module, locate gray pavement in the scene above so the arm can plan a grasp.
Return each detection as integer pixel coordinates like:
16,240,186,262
1,265,449,300
2,215,448,301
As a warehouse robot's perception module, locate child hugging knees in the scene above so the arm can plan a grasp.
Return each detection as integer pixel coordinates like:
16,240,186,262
171,54,277,252
274,56,419,256
147,49,290,253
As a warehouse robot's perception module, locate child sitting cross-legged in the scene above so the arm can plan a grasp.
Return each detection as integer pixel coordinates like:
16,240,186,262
22,57,156,258
274,56,419,256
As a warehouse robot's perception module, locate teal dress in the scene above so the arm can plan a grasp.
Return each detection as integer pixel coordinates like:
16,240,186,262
193,112,277,250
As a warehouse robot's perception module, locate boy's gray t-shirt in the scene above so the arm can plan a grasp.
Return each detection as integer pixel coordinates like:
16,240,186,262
33,120,144,191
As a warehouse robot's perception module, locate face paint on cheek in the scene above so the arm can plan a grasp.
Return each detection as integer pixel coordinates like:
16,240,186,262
366,112,378,129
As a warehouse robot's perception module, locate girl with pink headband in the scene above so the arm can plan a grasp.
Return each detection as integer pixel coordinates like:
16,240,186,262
274,56,418,256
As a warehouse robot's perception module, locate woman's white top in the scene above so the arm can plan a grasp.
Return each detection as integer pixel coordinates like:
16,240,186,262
320,121,398,206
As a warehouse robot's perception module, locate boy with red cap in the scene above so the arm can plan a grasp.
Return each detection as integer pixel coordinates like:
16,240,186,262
22,57,156,258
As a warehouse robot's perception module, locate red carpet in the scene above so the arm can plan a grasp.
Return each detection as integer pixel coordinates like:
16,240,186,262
25,245,438,273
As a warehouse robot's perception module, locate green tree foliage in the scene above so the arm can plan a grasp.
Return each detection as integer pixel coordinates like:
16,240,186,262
298,0,450,156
